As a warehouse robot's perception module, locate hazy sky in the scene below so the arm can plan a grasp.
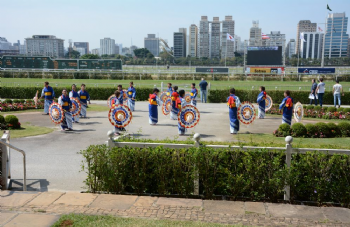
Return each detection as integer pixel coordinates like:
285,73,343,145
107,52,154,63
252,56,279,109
1,0,350,50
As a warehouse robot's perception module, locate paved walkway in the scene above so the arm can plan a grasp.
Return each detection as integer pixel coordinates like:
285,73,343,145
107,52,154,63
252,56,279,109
1,191,350,227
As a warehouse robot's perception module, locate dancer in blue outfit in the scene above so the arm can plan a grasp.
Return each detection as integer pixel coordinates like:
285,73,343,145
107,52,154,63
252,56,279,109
190,83,198,106
127,81,136,111
69,84,80,123
149,88,160,125
177,90,187,135
279,90,294,125
257,86,266,119
58,89,73,131
227,88,241,134
40,81,55,115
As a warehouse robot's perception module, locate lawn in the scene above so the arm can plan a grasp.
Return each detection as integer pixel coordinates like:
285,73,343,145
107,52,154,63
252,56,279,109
52,214,245,227
2,77,349,91
87,104,110,112
1,123,54,138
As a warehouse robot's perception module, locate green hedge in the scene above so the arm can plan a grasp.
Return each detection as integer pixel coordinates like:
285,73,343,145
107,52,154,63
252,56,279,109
81,145,350,205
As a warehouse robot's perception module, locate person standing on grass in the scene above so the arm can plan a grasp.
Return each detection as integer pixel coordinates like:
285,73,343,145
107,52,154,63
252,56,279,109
279,90,294,126
227,88,241,134
257,86,266,119
111,90,126,135
316,78,325,107
127,81,136,111
78,84,91,118
190,83,198,106
149,88,160,125
170,86,179,120
309,79,318,106
58,89,73,131
40,81,55,115
333,80,343,108
199,78,208,103
69,84,80,123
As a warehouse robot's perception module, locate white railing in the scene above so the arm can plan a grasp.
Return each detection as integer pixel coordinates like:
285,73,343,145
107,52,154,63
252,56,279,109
0,131,26,191
106,132,350,201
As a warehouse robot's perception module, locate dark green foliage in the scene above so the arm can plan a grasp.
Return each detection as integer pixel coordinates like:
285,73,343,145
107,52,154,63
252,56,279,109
315,122,330,138
3,99,12,104
4,115,20,128
327,107,337,113
306,105,315,110
291,123,307,137
322,107,328,112
343,108,350,113
0,115,5,124
338,107,344,112
314,106,321,111
327,123,340,137
278,123,291,134
305,123,318,138
338,122,350,137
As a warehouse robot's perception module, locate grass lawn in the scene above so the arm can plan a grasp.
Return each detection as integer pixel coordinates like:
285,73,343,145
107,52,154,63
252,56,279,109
87,104,109,112
0,109,42,115
1,123,54,139
52,214,245,227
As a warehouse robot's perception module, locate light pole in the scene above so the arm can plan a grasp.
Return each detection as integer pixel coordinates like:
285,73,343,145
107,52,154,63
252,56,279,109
243,40,248,73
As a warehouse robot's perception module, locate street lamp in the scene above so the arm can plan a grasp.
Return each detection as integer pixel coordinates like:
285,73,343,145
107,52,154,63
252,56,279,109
243,40,248,73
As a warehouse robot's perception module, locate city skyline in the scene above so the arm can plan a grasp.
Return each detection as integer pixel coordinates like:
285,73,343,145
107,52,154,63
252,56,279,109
1,0,350,51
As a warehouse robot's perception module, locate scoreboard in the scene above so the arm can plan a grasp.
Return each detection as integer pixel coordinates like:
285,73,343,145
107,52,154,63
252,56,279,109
247,46,282,66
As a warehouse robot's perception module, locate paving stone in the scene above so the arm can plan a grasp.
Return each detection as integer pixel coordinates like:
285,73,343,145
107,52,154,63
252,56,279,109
0,212,17,225
89,194,137,210
27,192,64,206
0,191,38,207
133,196,157,207
322,207,350,223
203,201,245,215
156,198,202,207
267,203,325,221
53,192,97,206
4,213,59,227
245,202,266,215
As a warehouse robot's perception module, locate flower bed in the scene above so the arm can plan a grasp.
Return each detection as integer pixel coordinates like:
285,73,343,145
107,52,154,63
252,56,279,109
0,99,44,112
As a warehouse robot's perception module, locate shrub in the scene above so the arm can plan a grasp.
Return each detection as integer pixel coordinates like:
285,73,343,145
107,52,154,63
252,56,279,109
19,99,26,103
314,106,321,111
13,99,20,104
278,123,291,137
315,122,330,138
337,107,344,112
338,122,350,137
306,105,315,110
291,123,307,137
0,115,5,124
4,99,12,104
327,123,340,137
327,107,337,113
305,123,318,138
343,108,350,113
322,107,328,112
5,115,20,129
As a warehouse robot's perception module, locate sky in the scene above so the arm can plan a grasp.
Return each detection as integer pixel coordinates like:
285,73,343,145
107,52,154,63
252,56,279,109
1,0,350,50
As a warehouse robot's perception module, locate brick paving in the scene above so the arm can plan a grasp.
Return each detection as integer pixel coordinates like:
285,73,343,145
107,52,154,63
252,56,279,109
1,191,350,226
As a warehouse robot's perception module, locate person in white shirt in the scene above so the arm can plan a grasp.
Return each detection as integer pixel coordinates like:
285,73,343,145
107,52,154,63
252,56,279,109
315,78,325,107
333,80,343,108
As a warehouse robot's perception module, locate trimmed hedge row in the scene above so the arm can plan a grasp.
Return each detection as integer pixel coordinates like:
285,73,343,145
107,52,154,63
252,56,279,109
81,144,350,205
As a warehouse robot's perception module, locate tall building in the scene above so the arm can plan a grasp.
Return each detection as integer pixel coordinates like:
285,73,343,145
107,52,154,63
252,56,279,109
100,38,115,55
348,38,350,57
234,35,244,54
91,48,99,55
0,37,11,50
300,32,324,59
115,44,120,55
199,16,210,58
188,24,198,57
144,34,159,57
25,35,64,58
211,17,221,58
249,21,262,46
19,41,26,55
173,28,187,58
265,31,286,56
324,13,349,58
296,20,317,55
286,39,296,58
221,16,235,59
73,42,89,55
122,47,131,55
76,48,86,55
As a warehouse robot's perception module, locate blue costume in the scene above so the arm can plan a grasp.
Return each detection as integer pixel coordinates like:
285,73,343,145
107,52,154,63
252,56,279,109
257,91,266,119
78,90,90,118
41,86,55,114
227,94,241,134
111,96,126,133
170,91,179,120
69,90,80,123
190,88,198,106
166,87,173,96
149,93,159,125
279,96,294,125
177,97,187,135
127,86,136,111
58,94,73,130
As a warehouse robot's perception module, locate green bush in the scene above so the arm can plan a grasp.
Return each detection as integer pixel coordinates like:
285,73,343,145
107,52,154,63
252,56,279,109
338,122,350,137
13,99,20,104
305,123,318,138
4,99,12,104
306,105,315,110
343,108,350,113
322,107,328,112
314,106,321,111
327,123,340,137
291,123,307,137
315,122,330,138
19,99,26,103
337,107,344,112
327,107,337,113
5,115,19,128
0,115,5,124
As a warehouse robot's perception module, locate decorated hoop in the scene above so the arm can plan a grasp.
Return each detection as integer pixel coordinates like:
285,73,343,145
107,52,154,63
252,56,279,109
108,104,132,128
265,95,273,111
293,102,304,123
237,102,256,125
107,95,116,108
160,92,169,104
184,94,191,103
162,98,172,115
49,102,64,125
122,89,128,103
178,105,200,128
70,97,81,117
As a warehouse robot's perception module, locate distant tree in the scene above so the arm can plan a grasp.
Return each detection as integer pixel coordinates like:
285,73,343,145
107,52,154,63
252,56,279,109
65,50,80,59
134,48,153,58
80,54,100,59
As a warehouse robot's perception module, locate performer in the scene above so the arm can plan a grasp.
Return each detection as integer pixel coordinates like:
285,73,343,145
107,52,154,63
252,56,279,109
78,84,90,118
117,84,124,102
40,81,55,115
58,89,73,131
257,86,266,119
111,90,126,135
170,86,179,120
69,84,80,123
167,83,173,96
149,88,160,125
177,90,187,136
190,83,198,106
227,88,241,134
279,90,294,125
127,81,136,111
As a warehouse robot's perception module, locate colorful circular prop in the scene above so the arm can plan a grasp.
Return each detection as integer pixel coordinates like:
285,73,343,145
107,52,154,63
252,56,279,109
70,97,81,117
107,95,115,108
108,104,133,128
162,98,172,116
178,105,200,128
122,89,128,103
49,102,64,125
293,102,304,123
160,92,169,104
237,102,256,125
265,95,273,111
184,94,191,103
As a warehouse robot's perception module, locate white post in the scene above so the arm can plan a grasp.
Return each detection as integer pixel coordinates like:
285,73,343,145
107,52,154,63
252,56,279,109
284,136,293,201
225,38,228,67
321,17,327,68
161,82,164,92
193,133,201,195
